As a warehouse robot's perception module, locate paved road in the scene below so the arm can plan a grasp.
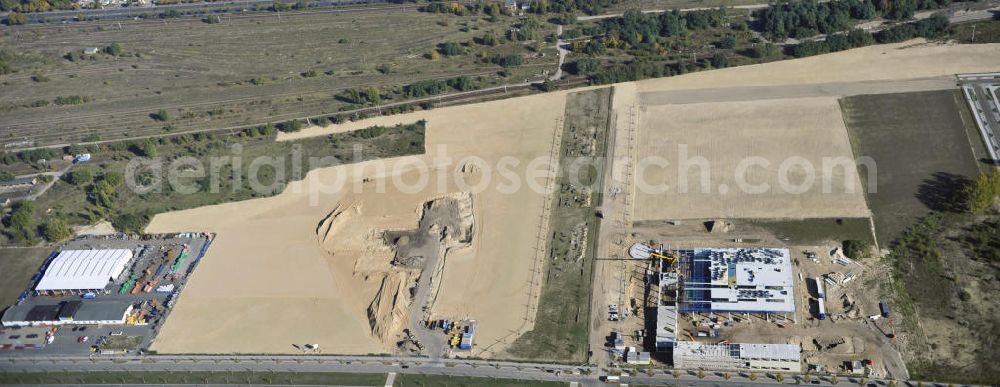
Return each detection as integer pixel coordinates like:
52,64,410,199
637,76,962,106
18,164,73,201
551,25,569,81
0,354,910,386
958,72,1000,162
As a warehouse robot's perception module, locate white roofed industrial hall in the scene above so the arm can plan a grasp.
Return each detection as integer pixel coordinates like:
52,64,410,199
35,249,133,292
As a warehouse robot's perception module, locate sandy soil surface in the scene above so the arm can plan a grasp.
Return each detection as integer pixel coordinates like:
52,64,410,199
146,39,1000,356
147,92,566,354
632,97,870,220
73,221,117,236
620,39,1000,221
635,40,1000,92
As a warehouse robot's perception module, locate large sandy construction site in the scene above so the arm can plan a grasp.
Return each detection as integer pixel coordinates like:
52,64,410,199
143,39,1000,359
146,92,567,354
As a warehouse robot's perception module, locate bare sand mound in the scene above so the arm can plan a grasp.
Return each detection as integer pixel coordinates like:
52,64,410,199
368,271,413,343
147,91,566,355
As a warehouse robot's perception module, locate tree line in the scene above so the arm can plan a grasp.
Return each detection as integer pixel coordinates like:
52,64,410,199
755,0,953,40
566,12,952,84
420,0,622,17
789,14,950,57
565,8,728,55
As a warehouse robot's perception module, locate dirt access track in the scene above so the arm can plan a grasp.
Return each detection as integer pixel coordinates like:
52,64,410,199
146,91,569,355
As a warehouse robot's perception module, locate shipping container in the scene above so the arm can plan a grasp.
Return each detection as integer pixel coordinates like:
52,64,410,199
879,301,890,318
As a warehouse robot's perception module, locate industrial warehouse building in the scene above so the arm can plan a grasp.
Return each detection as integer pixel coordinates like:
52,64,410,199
673,341,802,372
1,300,134,327
35,249,133,294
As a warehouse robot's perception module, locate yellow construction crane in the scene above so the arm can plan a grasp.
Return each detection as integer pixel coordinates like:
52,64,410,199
651,251,676,263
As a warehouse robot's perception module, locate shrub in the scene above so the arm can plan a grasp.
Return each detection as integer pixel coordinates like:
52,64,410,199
438,42,464,56
6,12,27,26
717,36,737,49
54,95,88,105
843,240,871,260
41,218,72,242
5,201,36,244
65,168,94,186
151,109,171,121
568,58,600,75
105,42,122,56
280,119,304,132
490,54,524,67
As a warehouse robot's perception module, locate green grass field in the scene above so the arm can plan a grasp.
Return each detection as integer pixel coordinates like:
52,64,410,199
840,90,986,242
841,90,999,384
0,247,51,305
750,217,874,246
952,19,1000,43
504,88,611,362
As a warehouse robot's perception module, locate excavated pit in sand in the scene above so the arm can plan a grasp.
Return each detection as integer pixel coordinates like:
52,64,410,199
316,192,475,346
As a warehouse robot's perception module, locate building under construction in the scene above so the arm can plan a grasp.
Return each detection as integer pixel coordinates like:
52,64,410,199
677,248,795,315
640,244,801,372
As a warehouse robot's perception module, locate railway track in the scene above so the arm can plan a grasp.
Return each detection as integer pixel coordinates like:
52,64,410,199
5,76,592,151
1,67,551,145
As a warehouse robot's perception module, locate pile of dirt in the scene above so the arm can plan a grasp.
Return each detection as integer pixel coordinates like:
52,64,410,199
317,202,362,251
367,271,414,343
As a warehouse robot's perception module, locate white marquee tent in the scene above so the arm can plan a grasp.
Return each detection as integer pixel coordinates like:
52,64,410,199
35,249,133,292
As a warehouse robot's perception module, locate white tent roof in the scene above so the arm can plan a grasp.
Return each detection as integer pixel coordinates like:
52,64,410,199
35,249,133,291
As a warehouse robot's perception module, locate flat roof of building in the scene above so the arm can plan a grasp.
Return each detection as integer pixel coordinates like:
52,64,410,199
674,341,801,361
35,249,133,291
680,248,795,313
655,305,677,344
3,300,133,326
73,301,132,322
